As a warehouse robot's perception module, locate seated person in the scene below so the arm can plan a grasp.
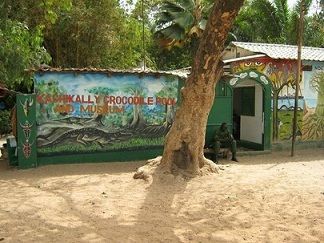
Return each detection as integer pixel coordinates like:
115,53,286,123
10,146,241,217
213,122,238,163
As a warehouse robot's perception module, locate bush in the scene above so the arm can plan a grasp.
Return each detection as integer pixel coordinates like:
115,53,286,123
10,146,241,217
0,110,11,136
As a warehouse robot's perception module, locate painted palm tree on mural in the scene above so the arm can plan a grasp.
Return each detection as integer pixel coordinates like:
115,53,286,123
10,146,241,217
303,71,324,140
155,80,178,126
123,86,148,128
87,87,116,126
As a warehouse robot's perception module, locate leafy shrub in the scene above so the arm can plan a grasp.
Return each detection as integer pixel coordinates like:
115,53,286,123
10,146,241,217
0,110,11,136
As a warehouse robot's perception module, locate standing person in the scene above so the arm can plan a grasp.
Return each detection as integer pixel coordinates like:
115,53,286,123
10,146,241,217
214,122,238,163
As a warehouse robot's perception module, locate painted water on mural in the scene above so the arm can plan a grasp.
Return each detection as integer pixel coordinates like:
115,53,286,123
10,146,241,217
34,73,179,155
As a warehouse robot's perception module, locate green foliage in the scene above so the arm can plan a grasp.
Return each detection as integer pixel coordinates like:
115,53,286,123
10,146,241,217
44,0,150,69
1,0,322,86
231,0,288,43
303,14,324,47
150,40,194,70
0,110,11,135
0,20,51,89
231,0,318,46
153,0,210,49
0,0,71,90
102,18,153,69
0,0,72,29
278,110,303,140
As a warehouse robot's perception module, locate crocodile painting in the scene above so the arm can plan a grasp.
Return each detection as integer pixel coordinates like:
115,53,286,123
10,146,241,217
34,71,180,155
39,127,132,148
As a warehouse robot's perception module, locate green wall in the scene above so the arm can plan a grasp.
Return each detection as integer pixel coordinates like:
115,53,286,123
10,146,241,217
15,71,271,168
16,94,37,169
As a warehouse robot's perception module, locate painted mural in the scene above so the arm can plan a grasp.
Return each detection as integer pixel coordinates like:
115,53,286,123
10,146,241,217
231,57,303,141
302,63,324,140
34,72,179,155
231,57,300,141
231,58,324,142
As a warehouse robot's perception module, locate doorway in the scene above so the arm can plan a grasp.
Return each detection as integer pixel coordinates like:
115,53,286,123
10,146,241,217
233,80,264,149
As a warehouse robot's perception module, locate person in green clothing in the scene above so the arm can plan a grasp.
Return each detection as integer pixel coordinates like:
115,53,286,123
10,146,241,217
213,122,238,163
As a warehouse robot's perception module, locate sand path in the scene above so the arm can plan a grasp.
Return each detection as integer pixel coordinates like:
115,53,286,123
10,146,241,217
0,148,323,242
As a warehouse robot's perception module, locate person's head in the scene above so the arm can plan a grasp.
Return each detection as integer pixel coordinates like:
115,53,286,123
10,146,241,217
220,122,227,131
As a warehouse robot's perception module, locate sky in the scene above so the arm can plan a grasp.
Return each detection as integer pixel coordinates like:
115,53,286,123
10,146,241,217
288,0,300,9
287,0,319,14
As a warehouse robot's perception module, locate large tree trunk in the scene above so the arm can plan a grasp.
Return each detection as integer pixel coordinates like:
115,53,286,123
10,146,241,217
134,1,244,179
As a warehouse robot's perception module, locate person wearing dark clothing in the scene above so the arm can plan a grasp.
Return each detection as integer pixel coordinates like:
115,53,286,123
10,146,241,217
213,122,238,163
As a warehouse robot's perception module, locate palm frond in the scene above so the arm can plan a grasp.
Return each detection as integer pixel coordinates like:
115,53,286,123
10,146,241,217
172,11,194,29
158,24,186,40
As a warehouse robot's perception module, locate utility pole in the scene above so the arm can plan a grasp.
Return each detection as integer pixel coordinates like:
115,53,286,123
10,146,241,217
291,0,305,156
142,0,146,71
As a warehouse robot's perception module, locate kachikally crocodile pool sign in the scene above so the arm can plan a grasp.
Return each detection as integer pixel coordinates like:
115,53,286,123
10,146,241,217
34,72,179,156
36,94,176,115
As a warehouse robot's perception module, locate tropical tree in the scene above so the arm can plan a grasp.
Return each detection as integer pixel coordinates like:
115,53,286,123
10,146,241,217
134,0,244,178
0,0,71,90
0,0,72,29
302,0,324,47
44,0,152,69
0,20,51,90
231,0,313,44
153,0,211,49
149,40,194,70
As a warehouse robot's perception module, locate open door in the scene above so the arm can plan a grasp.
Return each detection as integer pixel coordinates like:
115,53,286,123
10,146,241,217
233,80,264,150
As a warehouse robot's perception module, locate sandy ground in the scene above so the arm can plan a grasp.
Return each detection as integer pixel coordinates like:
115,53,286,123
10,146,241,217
0,148,324,243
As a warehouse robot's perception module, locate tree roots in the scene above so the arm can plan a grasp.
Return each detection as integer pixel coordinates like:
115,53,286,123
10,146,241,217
133,156,218,181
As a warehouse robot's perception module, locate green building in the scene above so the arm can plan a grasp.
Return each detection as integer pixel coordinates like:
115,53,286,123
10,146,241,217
9,42,324,168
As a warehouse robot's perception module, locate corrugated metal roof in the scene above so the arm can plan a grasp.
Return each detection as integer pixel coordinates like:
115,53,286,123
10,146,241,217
222,54,266,64
28,66,190,79
231,42,324,61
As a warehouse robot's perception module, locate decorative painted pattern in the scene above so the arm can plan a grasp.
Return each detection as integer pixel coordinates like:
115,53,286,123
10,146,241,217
17,94,37,168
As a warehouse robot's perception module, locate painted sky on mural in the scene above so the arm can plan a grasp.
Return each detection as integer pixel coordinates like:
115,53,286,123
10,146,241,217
35,73,168,98
35,72,178,119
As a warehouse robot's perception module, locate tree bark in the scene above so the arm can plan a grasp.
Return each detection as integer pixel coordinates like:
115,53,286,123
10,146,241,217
158,1,244,175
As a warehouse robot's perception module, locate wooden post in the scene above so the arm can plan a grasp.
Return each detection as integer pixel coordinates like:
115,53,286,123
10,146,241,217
141,0,146,70
291,0,305,156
